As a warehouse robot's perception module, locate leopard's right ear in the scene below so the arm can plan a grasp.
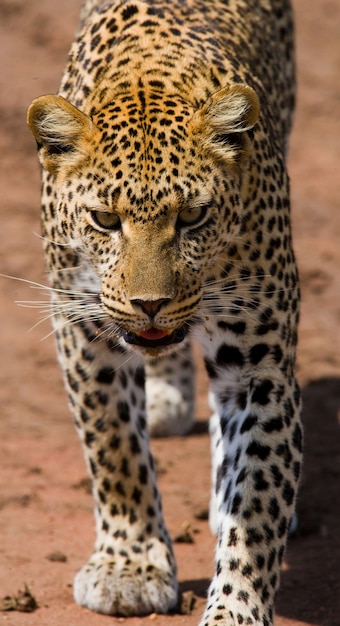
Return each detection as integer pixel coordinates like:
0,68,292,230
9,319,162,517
27,95,97,175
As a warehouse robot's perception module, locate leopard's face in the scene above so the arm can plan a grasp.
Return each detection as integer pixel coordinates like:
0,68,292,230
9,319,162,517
28,86,259,355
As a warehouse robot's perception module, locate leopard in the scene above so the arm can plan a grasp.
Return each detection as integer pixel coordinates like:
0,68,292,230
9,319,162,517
27,1,303,624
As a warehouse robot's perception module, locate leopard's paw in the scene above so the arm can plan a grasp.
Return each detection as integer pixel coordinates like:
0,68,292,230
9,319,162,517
74,552,178,616
146,378,194,437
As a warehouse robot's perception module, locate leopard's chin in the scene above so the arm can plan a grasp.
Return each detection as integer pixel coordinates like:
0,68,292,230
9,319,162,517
122,325,189,354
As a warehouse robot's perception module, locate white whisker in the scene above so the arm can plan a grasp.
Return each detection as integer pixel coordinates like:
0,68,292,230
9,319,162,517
1,273,93,298
33,231,71,248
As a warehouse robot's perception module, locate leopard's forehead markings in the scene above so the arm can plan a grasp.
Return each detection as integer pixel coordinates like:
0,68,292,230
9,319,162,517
63,1,231,113
90,87,193,149
78,86,211,221
80,160,212,224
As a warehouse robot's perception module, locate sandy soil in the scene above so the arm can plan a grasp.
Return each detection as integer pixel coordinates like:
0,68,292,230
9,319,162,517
0,1,339,625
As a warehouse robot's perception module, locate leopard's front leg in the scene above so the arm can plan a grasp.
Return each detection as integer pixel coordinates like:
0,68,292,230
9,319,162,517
198,332,302,626
145,342,196,437
55,317,177,616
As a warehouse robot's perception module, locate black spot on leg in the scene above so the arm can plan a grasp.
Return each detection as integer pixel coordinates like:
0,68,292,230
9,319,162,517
246,527,264,546
216,344,245,367
270,573,278,589
282,480,295,505
220,417,229,436
222,584,233,596
252,380,274,405
268,497,280,521
139,464,148,484
249,343,269,365
147,505,156,517
270,464,283,487
272,344,283,363
120,457,130,477
67,371,79,392
278,516,287,537
251,607,260,621
267,548,276,572
231,492,242,515
109,434,121,450
262,416,284,432
293,461,301,481
228,527,238,546
241,564,253,577
85,431,96,446
129,433,141,454
132,486,142,504
292,422,303,452
80,408,90,423
217,320,246,334
117,400,130,422
256,554,265,570
261,585,270,603
246,441,271,461
115,480,126,496
236,467,247,485
89,458,97,476
278,545,285,564
240,414,258,433
263,522,274,543
237,590,249,603
253,576,264,591
94,417,106,432
216,456,229,492
84,392,96,409
96,366,115,384
253,470,270,491
134,366,145,388
276,441,293,467
76,362,89,381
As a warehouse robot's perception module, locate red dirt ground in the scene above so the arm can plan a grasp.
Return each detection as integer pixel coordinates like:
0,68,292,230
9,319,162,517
0,1,339,625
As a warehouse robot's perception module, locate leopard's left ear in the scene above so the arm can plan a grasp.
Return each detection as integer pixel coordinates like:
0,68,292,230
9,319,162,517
192,84,260,163
27,95,97,175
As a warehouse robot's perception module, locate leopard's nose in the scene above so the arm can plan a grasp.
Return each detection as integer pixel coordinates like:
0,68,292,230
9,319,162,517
131,298,171,318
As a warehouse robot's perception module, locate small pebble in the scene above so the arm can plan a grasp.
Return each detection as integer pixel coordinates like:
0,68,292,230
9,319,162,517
46,551,68,563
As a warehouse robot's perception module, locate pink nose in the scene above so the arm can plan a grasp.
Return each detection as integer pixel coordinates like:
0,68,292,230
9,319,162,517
131,298,171,318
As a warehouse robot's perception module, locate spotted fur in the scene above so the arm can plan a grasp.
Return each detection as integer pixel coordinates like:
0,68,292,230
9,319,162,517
27,1,302,624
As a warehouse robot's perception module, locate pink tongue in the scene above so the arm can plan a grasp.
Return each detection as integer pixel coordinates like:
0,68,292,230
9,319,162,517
139,328,169,340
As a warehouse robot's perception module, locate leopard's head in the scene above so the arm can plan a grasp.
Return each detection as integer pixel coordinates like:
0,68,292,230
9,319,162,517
28,84,259,355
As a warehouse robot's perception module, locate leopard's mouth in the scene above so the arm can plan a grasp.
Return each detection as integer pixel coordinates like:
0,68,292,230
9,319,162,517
123,325,188,349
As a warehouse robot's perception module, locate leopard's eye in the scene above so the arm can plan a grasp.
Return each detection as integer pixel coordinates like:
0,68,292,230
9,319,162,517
91,211,121,231
177,205,207,228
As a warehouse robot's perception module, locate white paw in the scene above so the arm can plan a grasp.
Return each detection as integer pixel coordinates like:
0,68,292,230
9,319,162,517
146,379,194,437
74,552,178,616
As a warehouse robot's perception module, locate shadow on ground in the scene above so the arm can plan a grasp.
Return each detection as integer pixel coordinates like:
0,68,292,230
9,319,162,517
277,378,340,626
